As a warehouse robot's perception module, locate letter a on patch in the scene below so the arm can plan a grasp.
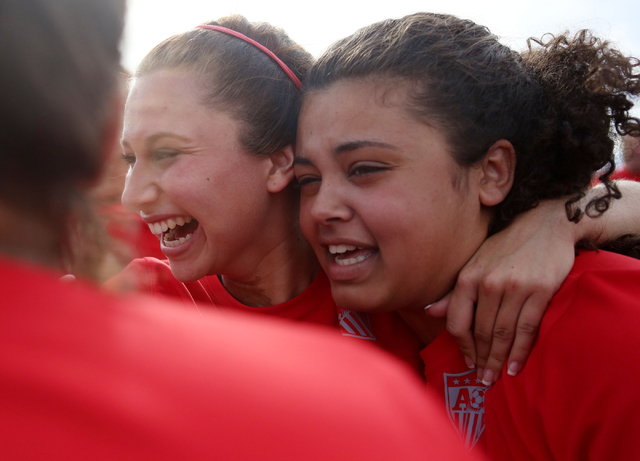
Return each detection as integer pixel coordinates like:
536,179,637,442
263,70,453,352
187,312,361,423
444,369,490,449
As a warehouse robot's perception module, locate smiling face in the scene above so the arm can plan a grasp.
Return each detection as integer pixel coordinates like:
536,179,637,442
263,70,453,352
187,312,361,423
121,69,277,282
296,80,491,312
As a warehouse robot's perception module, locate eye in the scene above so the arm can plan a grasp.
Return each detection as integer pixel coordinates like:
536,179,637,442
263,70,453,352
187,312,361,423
121,153,136,165
294,175,321,189
153,149,179,161
348,162,388,177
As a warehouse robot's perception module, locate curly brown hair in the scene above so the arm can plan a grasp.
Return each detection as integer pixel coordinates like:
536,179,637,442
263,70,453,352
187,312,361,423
305,13,640,237
137,14,314,157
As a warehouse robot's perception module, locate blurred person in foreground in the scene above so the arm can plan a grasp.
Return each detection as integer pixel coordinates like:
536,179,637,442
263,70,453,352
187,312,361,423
0,1,484,460
68,68,164,283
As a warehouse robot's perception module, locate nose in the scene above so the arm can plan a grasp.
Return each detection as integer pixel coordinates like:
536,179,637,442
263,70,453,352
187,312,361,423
307,178,353,225
121,162,160,214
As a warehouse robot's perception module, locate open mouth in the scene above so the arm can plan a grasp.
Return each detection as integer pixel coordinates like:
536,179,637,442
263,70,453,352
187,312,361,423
147,216,199,248
328,244,374,266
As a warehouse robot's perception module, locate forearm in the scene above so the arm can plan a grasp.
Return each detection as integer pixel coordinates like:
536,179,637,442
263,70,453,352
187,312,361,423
574,180,640,244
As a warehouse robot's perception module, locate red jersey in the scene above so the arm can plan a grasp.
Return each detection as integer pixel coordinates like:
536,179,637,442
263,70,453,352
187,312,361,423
421,250,640,460
0,256,482,461
108,257,425,375
106,257,339,327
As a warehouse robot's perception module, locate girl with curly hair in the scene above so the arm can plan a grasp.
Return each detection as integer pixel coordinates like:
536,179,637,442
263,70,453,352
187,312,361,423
296,12,640,459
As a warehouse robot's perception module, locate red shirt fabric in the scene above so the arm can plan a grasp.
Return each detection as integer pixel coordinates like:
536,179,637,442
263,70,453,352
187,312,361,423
108,257,425,374
0,256,482,461
611,166,640,182
421,250,640,460
106,257,340,327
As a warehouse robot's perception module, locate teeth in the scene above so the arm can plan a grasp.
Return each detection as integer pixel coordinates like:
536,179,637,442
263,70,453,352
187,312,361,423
163,232,192,247
336,253,371,266
329,244,358,254
146,216,193,235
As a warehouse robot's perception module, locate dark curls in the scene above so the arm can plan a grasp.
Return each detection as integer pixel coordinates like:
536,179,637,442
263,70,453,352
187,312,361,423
137,14,314,157
306,13,640,236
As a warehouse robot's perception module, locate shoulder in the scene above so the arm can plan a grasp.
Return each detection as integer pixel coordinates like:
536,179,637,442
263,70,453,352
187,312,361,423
531,250,640,378
104,257,180,294
0,263,478,460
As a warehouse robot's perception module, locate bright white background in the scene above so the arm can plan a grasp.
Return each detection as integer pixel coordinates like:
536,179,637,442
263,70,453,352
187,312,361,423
121,0,640,136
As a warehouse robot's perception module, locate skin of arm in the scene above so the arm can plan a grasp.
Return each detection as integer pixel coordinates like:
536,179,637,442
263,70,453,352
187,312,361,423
426,179,640,385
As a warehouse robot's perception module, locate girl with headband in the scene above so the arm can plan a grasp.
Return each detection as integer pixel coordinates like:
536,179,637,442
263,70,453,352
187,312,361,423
115,14,640,377
0,3,489,458
295,12,640,459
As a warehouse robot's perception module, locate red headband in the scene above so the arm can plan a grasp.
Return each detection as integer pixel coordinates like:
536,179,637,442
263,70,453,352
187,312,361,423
195,24,302,90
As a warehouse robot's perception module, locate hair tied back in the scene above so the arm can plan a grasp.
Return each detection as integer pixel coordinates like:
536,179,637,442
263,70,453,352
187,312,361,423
195,24,302,90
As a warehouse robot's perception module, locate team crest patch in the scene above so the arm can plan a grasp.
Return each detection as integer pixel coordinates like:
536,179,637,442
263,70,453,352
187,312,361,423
444,369,489,449
337,307,376,341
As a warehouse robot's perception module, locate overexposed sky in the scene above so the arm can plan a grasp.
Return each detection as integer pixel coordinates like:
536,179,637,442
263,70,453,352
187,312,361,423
122,0,640,123
122,0,640,70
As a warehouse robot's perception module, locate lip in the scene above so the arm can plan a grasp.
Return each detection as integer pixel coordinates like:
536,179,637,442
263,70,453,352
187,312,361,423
139,212,188,224
159,220,201,259
319,241,379,282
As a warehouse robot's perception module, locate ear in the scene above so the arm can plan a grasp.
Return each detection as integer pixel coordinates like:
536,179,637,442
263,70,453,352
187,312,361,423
266,144,295,193
478,139,515,206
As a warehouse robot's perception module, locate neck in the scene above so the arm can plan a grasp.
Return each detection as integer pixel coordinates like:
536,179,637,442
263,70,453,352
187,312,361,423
220,237,320,307
219,191,320,307
397,307,448,346
0,201,62,269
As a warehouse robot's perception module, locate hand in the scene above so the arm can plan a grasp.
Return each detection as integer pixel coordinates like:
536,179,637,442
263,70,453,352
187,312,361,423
428,199,577,385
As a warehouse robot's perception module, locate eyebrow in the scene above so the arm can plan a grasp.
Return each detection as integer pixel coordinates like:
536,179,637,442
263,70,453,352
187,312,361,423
335,140,398,154
121,132,191,148
294,140,398,165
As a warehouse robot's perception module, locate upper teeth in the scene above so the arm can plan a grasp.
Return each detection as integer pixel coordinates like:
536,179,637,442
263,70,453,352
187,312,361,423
329,244,358,254
147,216,192,235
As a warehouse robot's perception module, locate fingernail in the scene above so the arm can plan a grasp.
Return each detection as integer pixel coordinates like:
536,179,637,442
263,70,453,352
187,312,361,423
507,361,520,377
464,356,475,369
481,369,494,386
477,367,484,380
424,303,434,310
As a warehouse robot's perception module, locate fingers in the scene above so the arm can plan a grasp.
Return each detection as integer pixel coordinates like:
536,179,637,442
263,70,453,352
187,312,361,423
445,277,479,369
503,291,551,377
476,286,530,385
425,291,451,318
472,279,511,383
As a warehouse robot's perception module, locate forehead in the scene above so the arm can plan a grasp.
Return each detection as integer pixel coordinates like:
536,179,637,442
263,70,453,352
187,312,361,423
301,79,408,122
298,79,443,155
123,69,240,143
126,69,206,114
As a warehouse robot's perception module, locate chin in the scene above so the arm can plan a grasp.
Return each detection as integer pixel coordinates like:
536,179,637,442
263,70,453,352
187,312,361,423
331,284,399,313
168,261,208,283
